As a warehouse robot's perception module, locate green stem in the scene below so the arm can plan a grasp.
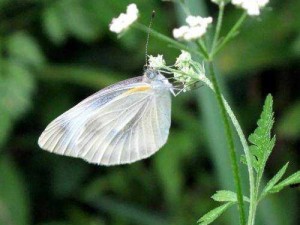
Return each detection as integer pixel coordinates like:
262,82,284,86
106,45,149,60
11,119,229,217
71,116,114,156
250,170,263,225
196,40,209,60
223,98,256,225
211,12,247,58
178,0,191,15
222,95,256,225
201,68,256,225
207,62,246,225
134,23,203,58
210,2,225,56
249,202,258,225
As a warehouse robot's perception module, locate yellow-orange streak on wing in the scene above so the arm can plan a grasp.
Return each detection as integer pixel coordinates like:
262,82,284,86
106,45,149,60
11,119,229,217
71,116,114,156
124,86,151,95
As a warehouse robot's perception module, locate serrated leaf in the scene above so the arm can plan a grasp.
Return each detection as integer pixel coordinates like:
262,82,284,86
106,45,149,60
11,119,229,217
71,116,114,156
198,202,234,225
211,190,250,202
260,162,289,198
248,94,275,172
270,171,300,193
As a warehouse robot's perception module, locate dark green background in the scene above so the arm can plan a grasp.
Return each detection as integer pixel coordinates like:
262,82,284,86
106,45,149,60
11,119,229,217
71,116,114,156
0,0,299,225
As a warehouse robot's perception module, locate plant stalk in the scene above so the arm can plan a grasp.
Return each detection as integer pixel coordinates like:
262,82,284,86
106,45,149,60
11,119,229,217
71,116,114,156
207,62,246,225
211,2,225,55
196,41,210,60
211,12,247,57
134,23,203,58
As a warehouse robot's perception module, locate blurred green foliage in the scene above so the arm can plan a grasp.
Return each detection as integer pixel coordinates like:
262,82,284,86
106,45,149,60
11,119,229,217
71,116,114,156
0,0,299,225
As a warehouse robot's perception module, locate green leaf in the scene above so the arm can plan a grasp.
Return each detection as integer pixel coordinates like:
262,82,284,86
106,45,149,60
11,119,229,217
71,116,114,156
260,162,289,198
0,60,35,119
43,5,67,44
0,155,30,225
86,196,167,225
0,58,35,147
198,202,234,225
0,0,9,8
7,32,45,67
62,1,99,41
240,155,247,165
211,190,249,202
0,112,12,147
292,34,300,56
247,94,275,172
67,205,105,225
269,171,300,193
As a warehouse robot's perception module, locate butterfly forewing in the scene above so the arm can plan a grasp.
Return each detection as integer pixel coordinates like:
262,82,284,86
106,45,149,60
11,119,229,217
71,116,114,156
38,77,144,157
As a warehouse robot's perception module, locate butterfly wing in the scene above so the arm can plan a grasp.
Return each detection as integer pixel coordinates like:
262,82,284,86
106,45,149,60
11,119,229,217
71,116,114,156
77,87,171,165
38,77,144,157
38,76,171,165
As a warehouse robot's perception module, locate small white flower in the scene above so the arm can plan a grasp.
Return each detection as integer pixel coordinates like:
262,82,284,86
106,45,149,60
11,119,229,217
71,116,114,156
173,16,212,41
148,55,166,68
174,68,192,85
174,51,195,86
243,1,260,15
232,0,243,4
186,16,201,27
183,26,207,41
176,66,193,80
232,0,269,16
197,63,206,79
173,26,189,39
257,0,269,7
186,16,213,27
175,50,192,68
109,3,139,34
126,3,138,15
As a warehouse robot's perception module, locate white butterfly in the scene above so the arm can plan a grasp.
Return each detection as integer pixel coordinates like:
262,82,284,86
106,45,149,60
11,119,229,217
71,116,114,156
38,68,173,166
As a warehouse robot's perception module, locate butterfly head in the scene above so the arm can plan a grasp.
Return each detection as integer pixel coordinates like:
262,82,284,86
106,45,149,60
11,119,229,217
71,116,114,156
144,67,159,80
143,67,172,91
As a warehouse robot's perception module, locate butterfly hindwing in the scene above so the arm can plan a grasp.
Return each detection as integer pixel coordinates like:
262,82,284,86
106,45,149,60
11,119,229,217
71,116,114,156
76,87,171,165
38,76,171,165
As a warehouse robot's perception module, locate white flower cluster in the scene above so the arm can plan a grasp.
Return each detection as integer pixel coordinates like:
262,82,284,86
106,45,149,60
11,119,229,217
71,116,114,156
148,55,166,68
109,4,139,34
173,16,213,41
148,51,206,93
232,0,269,16
174,50,205,86
175,50,191,68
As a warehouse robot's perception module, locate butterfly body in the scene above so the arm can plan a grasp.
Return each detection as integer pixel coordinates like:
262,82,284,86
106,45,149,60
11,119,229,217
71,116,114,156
38,69,173,165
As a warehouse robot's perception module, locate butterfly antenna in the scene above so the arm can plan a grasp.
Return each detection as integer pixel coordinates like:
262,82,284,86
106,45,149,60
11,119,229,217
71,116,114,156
145,10,156,68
